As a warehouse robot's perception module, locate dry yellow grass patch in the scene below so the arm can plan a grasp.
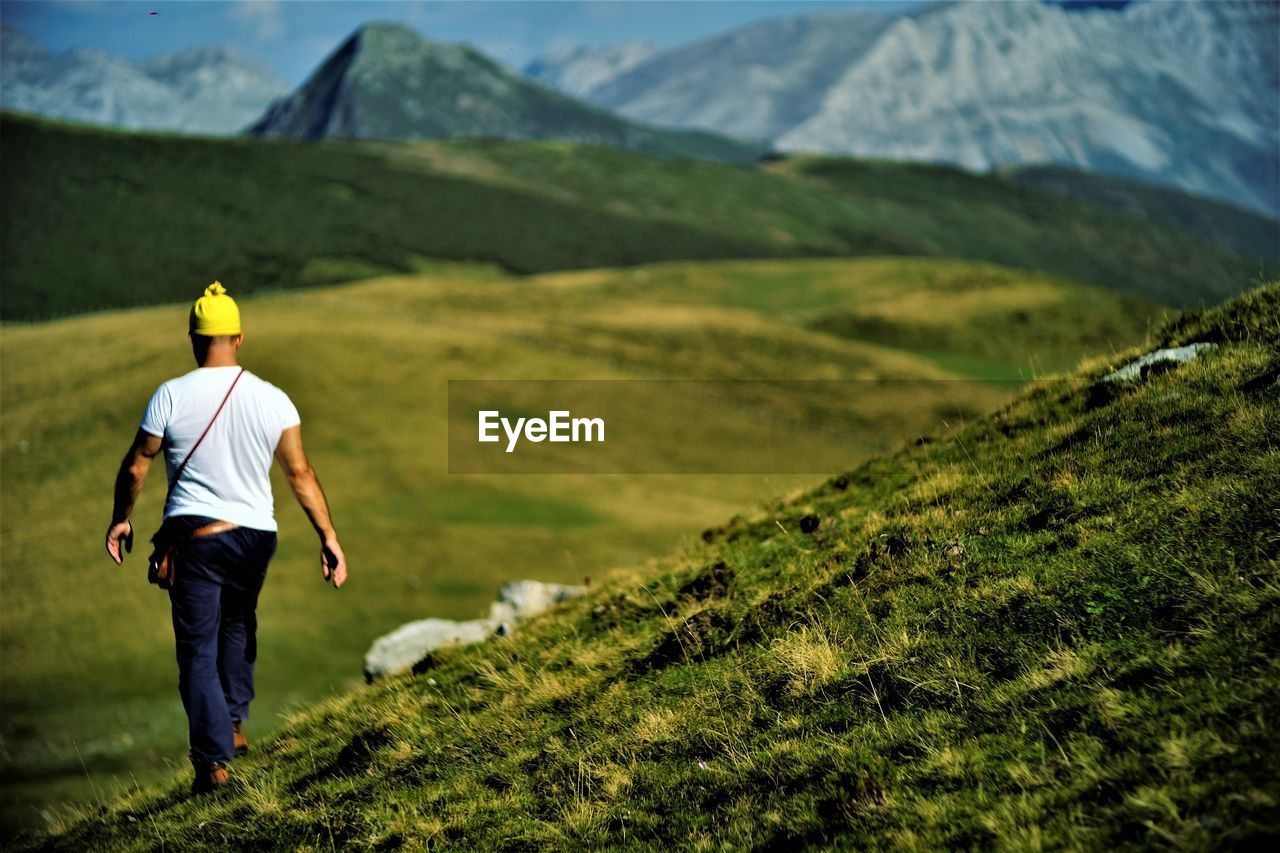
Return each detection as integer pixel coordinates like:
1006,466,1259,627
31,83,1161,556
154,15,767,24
375,142,516,188
770,626,846,695
633,708,681,745
1093,687,1133,731
852,282,1067,326
1024,647,1091,691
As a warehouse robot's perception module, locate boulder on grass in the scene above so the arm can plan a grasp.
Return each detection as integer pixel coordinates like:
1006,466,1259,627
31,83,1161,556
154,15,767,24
487,580,588,634
363,580,588,682
363,618,493,683
1101,343,1216,383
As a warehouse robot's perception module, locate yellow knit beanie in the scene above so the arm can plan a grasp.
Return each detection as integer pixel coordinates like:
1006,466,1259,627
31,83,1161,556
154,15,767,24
189,281,241,336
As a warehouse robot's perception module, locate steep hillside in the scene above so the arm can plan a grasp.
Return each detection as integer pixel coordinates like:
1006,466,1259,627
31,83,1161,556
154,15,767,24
28,284,1278,849
248,22,762,163
0,256,1161,835
1,112,1269,321
1002,164,1280,264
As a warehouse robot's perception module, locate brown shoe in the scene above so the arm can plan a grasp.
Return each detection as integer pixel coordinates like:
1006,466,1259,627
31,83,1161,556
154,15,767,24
232,720,249,758
191,761,231,794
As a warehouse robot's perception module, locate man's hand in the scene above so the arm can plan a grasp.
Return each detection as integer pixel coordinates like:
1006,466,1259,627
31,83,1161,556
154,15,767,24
107,430,159,566
105,520,134,565
276,425,346,588
322,536,347,588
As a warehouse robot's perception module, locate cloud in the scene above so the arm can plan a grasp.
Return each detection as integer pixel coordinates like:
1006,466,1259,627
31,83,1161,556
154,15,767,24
230,0,285,42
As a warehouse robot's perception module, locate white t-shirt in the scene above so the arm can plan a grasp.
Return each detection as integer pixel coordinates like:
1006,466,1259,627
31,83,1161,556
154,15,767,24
140,366,300,532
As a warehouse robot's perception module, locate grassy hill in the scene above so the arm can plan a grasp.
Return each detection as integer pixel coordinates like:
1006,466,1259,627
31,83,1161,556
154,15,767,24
1,112,1271,321
22,281,1277,850
1001,164,1280,265
0,257,1165,836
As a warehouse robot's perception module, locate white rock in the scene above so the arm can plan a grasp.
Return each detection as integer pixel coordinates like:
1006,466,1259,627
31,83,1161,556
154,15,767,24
494,580,588,620
363,580,588,681
363,618,494,682
1102,343,1216,384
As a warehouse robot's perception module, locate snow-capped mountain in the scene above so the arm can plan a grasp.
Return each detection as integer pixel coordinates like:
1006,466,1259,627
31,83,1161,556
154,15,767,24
0,25,289,134
522,42,661,100
525,11,894,143
527,0,1279,215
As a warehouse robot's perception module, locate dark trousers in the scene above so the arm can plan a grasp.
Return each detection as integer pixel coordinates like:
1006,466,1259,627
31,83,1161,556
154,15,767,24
167,515,277,765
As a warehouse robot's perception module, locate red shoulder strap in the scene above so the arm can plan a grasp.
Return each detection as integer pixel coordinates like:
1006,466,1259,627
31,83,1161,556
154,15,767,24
164,368,245,510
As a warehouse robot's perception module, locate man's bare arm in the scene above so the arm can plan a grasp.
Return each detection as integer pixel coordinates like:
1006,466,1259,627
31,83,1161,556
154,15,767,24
275,425,347,588
105,429,163,564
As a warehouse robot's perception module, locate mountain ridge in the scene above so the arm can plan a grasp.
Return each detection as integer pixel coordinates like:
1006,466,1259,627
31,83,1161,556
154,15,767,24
522,41,661,98
247,21,765,163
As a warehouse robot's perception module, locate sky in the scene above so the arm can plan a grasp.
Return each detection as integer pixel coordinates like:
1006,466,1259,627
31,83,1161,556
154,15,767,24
1,0,925,84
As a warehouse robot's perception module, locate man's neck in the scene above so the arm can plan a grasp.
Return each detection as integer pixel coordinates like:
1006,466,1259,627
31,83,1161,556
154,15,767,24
200,353,239,368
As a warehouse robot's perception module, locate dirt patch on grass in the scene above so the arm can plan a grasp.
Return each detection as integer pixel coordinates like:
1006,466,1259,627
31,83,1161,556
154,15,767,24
632,610,735,673
678,561,735,603
289,727,394,792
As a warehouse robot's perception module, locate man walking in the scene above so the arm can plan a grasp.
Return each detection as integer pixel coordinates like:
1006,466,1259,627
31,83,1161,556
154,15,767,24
103,281,347,793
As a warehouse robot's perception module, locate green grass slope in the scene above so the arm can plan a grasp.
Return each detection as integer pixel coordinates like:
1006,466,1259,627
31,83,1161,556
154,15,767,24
25,283,1278,849
1,112,1270,321
535,257,1165,379
1001,164,1280,264
0,257,1164,837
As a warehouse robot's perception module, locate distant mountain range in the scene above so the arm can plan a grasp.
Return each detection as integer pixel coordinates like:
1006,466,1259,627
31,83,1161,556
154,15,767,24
0,24,288,134
527,0,1280,216
4,1,1277,214
247,22,764,162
